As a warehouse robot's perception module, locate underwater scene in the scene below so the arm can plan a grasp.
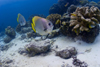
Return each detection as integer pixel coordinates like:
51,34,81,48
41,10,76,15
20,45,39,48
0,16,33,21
0,0,100,67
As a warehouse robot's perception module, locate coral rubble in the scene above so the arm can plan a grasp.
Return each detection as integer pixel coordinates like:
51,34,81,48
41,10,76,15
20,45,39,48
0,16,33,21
72,56,88,67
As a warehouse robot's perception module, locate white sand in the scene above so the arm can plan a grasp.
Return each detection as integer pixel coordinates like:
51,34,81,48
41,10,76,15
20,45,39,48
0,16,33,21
1,34,100,67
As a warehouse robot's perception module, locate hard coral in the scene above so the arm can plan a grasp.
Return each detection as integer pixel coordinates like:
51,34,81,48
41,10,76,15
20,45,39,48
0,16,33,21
46,14,61,29
5,26,16,38
69,6,100,35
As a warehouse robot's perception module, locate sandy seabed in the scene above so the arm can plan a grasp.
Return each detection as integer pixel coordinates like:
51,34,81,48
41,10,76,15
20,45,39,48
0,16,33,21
0,33,100,67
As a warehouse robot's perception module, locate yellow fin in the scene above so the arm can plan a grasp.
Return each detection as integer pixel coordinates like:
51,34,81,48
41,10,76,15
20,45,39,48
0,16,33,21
55,19,60,24
71,13,76,16
64,3,68,7
17,13,20,23
31,23,36,33
32,17,35,27
74,29,79,35
17,17,19,23
89,24,92,28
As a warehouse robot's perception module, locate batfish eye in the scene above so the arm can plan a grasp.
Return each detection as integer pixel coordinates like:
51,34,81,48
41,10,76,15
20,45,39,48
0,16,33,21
48,23,51,26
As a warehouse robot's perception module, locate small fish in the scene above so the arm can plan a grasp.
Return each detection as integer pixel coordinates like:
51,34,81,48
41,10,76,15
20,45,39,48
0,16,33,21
71,13,77,16
55,19,61,24
64,3,69,7
89,24,95,28
31,16,53,35
17,13,26,26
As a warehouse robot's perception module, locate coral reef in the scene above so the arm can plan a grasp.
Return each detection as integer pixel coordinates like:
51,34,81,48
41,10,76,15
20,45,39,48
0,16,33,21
60,6,100,43
69,6,100,35
46,14,61,29
4,26,16,43
5,26,16,38
56,47,77,59
60,22,99,43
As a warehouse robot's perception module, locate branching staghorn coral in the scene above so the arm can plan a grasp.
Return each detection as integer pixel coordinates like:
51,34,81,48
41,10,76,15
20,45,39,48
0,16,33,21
69,6,100,35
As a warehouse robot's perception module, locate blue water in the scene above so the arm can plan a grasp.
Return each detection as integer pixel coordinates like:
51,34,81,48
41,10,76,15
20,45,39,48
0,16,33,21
0,0,57,32
0,0,100,32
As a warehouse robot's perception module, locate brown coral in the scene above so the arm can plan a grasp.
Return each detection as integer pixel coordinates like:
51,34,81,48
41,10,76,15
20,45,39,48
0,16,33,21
69,6,100,35
46,14,61,29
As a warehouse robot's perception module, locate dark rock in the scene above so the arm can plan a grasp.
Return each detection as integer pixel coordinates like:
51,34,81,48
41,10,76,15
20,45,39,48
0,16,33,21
56,49,71,59
4,36,13,43
56,45,58,49
20,40,51,57
56,47,77,59
5,26,16,38
67,47,77,55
